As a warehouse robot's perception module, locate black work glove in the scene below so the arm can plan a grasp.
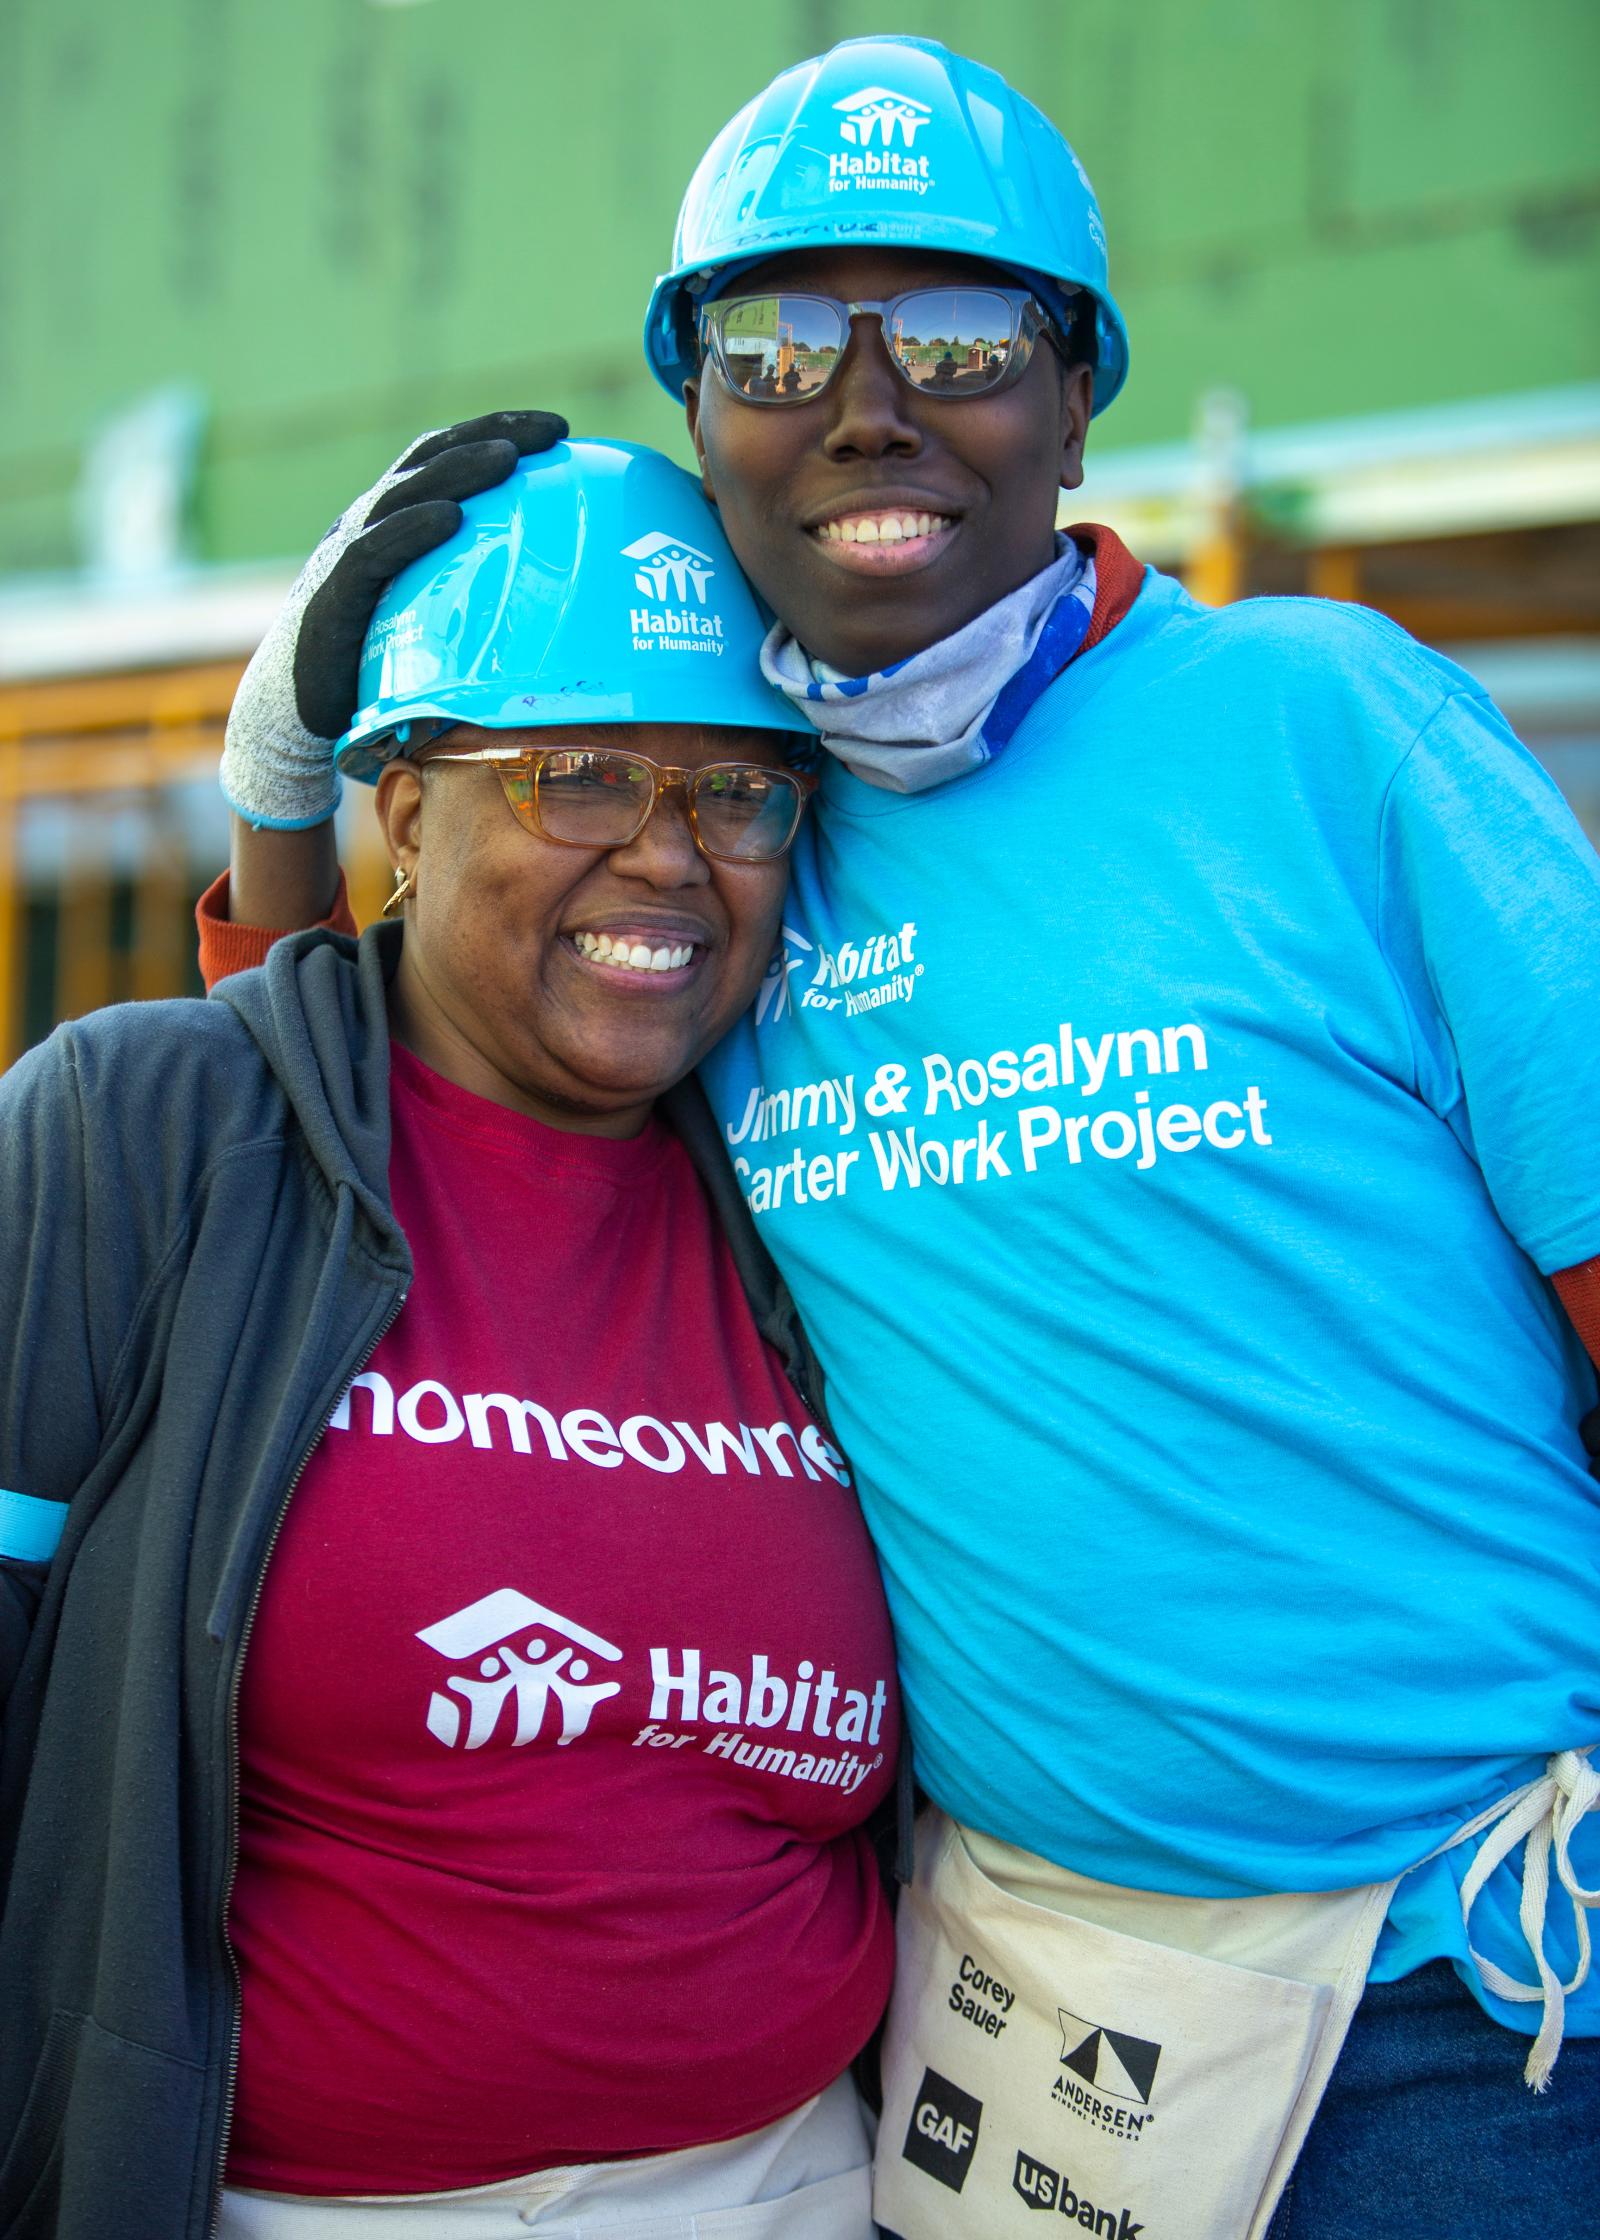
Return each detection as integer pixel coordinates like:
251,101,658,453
220,411,567,826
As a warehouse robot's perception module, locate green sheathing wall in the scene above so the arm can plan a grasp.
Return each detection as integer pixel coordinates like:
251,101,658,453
1,0,1596,575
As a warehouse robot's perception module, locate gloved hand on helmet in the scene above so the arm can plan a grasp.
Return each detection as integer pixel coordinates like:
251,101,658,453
220,411,567,828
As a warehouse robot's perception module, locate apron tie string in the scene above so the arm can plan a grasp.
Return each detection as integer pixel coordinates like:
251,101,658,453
1458,1747,1600,2089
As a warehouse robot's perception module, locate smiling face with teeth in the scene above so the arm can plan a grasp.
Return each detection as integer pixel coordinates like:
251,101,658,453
686,248,1094,677
374,721,792,1137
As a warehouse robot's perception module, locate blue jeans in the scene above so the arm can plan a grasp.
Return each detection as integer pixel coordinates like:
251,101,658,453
1266,1962,1600,2239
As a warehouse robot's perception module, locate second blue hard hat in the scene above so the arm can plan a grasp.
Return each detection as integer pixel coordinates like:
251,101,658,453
336,438,803,782
644,35,1129,415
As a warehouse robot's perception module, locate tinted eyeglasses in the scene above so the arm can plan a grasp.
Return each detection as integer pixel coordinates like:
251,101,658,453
698,285,1075,406
422,745,815,864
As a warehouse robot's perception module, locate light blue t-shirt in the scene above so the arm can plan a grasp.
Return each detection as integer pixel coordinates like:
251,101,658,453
699,567,1600,2031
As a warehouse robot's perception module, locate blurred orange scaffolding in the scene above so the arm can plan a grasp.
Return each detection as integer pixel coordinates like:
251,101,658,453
0,664,234,1065
0,656,390,1069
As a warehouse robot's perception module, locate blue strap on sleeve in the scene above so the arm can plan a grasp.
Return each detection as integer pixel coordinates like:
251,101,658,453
0,1488,68,1564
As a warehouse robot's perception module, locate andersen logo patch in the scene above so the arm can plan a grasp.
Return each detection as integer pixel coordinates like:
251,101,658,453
1058,2011,1161,2104
1052,2008,1161,2141
902,2066,982,2193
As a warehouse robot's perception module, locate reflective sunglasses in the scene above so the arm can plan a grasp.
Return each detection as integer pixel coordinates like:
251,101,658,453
422,745,815,864
698,285,1074,407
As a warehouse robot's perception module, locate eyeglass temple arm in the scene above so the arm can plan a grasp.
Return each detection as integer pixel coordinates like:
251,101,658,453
418,746,529,764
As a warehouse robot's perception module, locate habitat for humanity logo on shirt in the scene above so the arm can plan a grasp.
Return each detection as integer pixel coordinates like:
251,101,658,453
622,531,726,657
419,1587,623,1752
757,917,924,1026
413,1584,889,1798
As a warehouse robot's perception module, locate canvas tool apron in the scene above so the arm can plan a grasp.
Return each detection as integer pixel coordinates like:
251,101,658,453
874,1753,1600,2240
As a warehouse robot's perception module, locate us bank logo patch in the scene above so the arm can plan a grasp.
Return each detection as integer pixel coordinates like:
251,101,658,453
1014,2149,1146,2234
829,85,933,196
902,2066,982,2193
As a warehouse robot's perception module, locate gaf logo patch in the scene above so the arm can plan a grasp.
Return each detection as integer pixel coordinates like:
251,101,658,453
902,2067,982,2194
829,86,933,197
832,86,932,148
620,532,726,659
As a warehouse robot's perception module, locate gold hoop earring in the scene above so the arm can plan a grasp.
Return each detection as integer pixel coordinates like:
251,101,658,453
381,865,415,918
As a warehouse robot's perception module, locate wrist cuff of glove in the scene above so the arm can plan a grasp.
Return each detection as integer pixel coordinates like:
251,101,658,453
219,772,345,830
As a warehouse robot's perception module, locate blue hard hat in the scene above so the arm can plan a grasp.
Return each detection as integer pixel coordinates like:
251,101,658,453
336,438,803,782
644,35,1129,415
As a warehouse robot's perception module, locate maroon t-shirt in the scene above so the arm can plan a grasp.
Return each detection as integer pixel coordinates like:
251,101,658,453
225,1043,897,2194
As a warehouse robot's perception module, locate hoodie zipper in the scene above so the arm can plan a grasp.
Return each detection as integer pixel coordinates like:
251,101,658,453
207,1284,407,2236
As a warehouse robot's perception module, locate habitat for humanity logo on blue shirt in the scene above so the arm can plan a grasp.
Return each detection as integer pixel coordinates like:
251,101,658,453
755,916,925,1030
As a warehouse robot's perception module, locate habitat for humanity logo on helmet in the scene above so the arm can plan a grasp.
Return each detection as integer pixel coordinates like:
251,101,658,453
830,85,934,195
623,531,726,658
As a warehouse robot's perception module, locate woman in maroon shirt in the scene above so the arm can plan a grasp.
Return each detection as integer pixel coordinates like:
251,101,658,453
216,443,898,2233
0,438,895,2240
